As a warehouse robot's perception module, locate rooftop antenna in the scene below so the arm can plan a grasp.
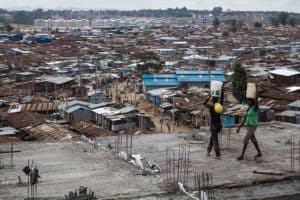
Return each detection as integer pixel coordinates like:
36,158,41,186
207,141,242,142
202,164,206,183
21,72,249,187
79,65,82,87
95,59,99,94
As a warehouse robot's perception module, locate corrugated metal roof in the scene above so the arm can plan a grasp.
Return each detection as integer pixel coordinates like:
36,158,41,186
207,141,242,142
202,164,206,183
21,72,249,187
0,127,18,136
21,102,59,112
143,71,226,86
70,121,113,137
142,74,176,79
177,75,226,82
66,105,89,113
43,76,75,85
277,110,300,117
143,78,178,86
288,100,300,108
22,124,66,140
176,70,224,75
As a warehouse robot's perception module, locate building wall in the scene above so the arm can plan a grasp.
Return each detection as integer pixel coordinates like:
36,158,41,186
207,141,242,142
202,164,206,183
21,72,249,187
271,74,300,85
35,19,89,28
34,81,74,93
68,109,92,123
288,105,300,111
276,115,297,124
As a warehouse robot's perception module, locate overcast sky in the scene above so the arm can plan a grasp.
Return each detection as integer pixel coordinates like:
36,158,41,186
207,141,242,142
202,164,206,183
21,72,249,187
0,0,299,13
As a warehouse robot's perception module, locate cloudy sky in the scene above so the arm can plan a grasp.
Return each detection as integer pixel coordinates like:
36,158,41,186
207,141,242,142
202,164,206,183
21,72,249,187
0,0,299,12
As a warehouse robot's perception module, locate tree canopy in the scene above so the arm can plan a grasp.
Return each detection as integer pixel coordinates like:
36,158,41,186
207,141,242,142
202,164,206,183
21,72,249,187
222,31,229,37
278,12,289,25
213,17,220,27
232,61,248,103
288,17,296,27
134,51,163,74
254,22,262,28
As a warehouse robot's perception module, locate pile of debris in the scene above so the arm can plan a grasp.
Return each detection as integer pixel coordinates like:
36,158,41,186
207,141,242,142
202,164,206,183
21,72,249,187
65,186,97,200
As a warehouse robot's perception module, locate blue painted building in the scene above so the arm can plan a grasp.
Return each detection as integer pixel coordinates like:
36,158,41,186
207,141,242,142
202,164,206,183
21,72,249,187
142,74,178,91
176,70,226,88
143,71,226,91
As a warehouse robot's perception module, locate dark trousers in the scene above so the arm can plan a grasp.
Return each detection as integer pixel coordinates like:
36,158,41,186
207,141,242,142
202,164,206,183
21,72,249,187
207,130,221,157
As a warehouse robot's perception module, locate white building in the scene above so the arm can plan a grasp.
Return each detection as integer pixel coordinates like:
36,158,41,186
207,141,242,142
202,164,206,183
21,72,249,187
290,42,300,53
34,19,90,29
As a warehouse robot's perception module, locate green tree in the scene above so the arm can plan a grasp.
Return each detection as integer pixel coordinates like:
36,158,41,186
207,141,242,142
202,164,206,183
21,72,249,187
4,23,14,32
213,17,220,28
258,49,266,57
288,17,296,27
136,62,162,74
0,16,7,24
134,51,160,61
134,51,163,74
278,12,289,25
229,19,238,33
254,22,262,28
237,20,245,28
270,17,279,27
232,62,247,103
222,31,229,37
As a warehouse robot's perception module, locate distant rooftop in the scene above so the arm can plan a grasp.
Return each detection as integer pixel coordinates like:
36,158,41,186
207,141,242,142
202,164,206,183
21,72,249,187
288,100,300,108
44,76,75,85
270,68,300,77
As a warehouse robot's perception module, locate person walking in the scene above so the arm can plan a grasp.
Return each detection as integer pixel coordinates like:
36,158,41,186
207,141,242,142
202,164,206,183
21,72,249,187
167,120,171,133
236,98,262,160
160,117,163,132
204,85,224,159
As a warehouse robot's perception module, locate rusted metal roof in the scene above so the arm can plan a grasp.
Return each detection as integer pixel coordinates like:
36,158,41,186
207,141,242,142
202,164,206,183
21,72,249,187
0,88,31,97
22,124,67,141
6,112,44,129
174,96,207,112
70,121,113,137
258,98,288,111
21,102,59,112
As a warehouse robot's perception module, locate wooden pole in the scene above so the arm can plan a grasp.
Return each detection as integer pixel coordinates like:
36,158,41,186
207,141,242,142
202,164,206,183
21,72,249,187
10,138,13,167
27,160,30,198
172,96,175,132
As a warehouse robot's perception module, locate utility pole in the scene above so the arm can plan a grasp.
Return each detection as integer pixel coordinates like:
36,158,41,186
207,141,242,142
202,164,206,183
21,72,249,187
172,96,175,132
95,60,99,94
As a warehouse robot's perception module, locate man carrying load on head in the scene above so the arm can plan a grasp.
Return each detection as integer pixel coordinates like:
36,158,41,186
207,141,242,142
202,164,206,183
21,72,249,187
204,83,224,160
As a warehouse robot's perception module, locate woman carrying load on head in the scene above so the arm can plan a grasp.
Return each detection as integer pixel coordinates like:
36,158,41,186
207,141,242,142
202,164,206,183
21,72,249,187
203,83,224,160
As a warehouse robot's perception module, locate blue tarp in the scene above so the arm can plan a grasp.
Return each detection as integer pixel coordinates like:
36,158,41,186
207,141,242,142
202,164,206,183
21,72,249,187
0,34,23,41
34,34,52,43
222,114,236,127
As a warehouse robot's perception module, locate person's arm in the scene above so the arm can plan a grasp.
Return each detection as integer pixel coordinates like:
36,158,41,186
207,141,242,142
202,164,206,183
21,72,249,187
254,98,259,112
203,94,212,108
236,116,246,133
237,107,249,133
220,84,225,105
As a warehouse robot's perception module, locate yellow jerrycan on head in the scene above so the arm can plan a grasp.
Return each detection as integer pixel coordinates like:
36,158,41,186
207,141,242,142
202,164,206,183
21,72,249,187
214,103,224,114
